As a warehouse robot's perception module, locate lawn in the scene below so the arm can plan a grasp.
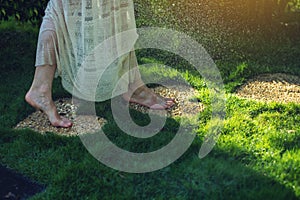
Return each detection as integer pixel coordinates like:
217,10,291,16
0,8,300,200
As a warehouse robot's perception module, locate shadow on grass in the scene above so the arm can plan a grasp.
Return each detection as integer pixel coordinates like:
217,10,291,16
0,127,297,199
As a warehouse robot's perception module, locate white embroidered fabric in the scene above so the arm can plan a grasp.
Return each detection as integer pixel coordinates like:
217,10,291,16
36,0,142,101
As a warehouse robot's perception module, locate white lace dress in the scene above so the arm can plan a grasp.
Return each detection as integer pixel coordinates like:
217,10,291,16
35,0,142,101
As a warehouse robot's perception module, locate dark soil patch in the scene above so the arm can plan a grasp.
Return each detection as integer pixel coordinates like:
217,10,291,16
0,165,44,200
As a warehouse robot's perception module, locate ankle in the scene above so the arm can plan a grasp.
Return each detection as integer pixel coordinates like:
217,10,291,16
30,83,51,94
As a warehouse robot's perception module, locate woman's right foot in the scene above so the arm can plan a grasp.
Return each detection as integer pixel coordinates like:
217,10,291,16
25,88,72,128
122,84,175,110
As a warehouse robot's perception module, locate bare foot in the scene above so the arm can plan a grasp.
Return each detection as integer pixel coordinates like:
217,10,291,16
25,89,72,128
123,84,175,110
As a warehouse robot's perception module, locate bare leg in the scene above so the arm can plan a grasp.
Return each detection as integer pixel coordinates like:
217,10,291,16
120,53,174,110
25,20,72,128
25,65,72,128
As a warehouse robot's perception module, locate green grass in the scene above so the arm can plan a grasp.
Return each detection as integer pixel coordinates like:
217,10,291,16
0,18,300,199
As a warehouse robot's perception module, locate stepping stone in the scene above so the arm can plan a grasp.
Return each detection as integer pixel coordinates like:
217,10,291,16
0,165,44,199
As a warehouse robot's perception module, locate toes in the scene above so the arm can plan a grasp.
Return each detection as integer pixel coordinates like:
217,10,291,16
63,118,73,128
165,97,175,102
57,121,72,128
150,104,167,110
164,98,175,108
51,117,72,128
61,117,73,128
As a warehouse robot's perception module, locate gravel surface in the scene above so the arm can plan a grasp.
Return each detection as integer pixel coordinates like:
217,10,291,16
15,84,203,135
16,73,299,135
236,73,300,104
